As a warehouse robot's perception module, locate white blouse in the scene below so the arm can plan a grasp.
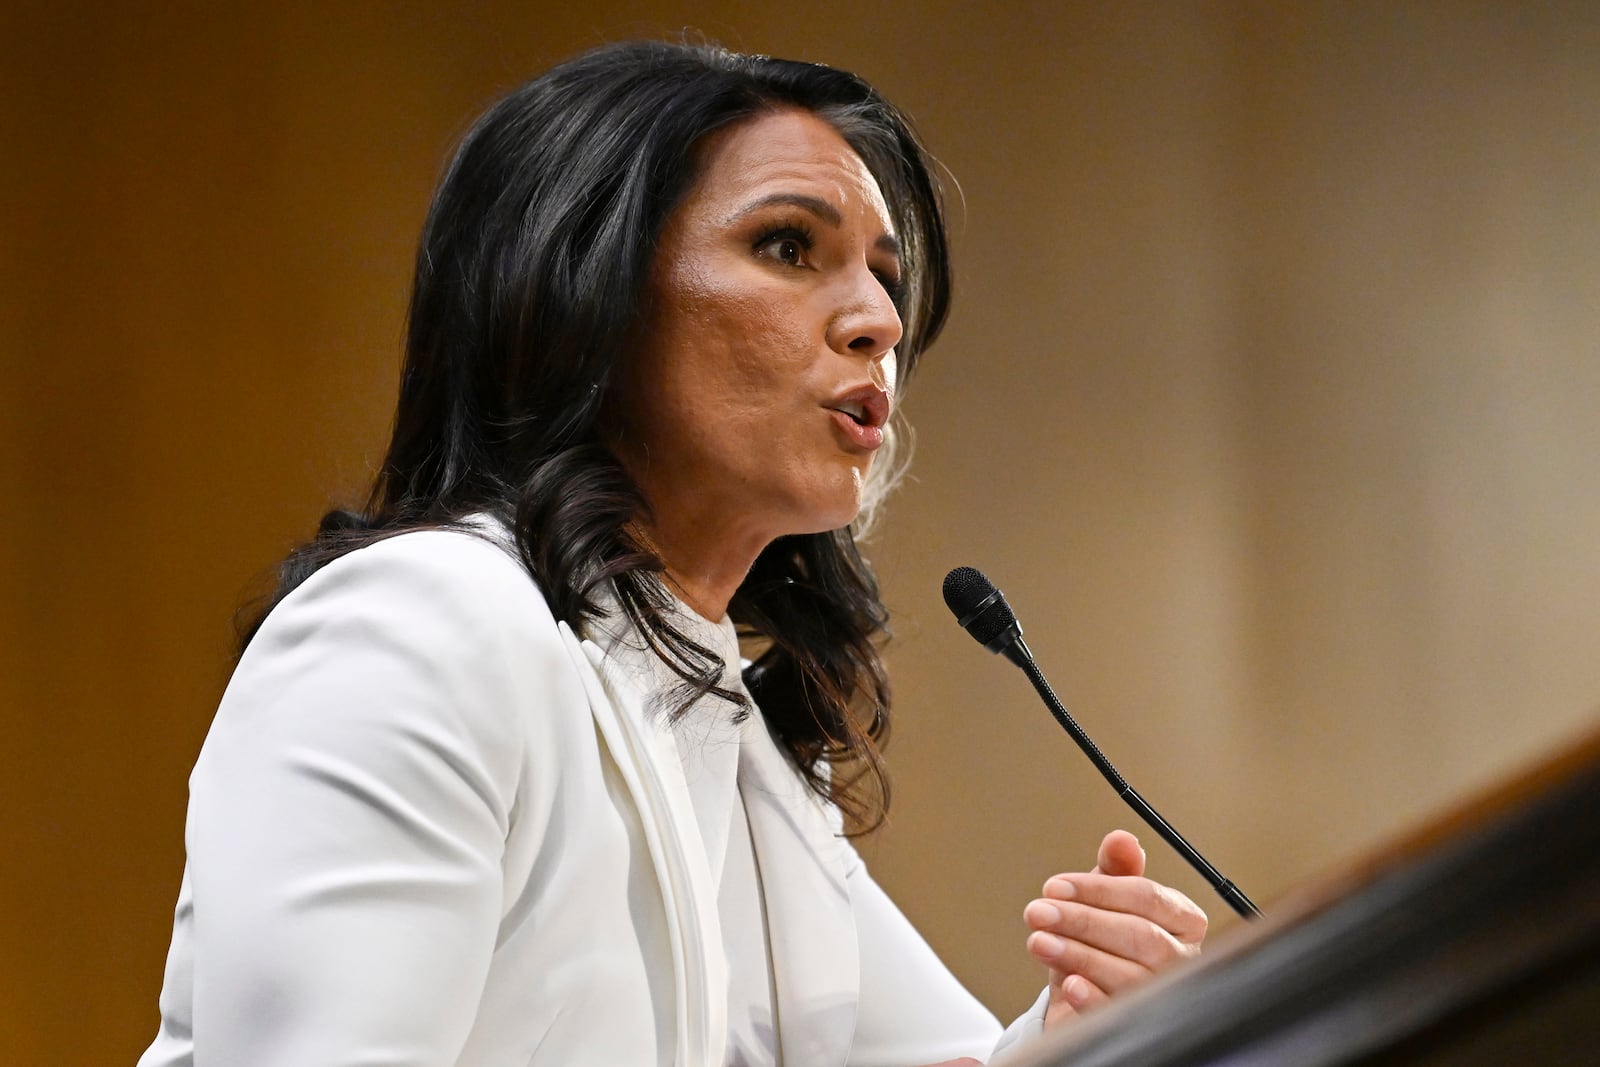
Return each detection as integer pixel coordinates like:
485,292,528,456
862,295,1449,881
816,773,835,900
637,608,783,1064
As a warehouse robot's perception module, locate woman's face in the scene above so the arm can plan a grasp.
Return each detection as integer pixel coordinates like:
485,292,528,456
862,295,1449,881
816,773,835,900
613,108,904,555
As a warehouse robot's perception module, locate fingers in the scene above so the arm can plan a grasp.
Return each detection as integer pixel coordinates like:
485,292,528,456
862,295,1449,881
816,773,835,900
1022,878,1207,994
1042,968,1110,1027
1027,830,1210,1032
1026,919,1150,993
1094,830,1146,878
1057,971,1109,1013
1040,873,1209,946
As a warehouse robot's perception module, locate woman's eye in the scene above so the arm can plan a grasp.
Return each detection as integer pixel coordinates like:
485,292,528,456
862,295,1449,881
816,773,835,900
756,228,811,267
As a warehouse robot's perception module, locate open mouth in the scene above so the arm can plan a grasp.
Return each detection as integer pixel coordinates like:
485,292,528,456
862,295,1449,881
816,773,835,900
826,387,889,430
826,388,889,451
833,401,871,426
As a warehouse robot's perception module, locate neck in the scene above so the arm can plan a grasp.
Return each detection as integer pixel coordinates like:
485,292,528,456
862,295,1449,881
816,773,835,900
634,510,771,623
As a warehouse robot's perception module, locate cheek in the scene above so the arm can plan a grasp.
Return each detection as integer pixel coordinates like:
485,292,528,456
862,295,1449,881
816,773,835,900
637,252,825,467
683,292,816,414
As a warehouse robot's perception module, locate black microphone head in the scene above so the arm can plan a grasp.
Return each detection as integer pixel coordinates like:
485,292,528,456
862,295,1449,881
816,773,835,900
942,566,1026,658
942,566,994,619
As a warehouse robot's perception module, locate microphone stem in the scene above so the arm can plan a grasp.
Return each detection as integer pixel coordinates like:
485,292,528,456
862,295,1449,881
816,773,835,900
1018,653,1262,920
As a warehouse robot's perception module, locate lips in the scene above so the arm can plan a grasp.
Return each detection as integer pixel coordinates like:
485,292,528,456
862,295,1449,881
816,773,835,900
826,384,891,450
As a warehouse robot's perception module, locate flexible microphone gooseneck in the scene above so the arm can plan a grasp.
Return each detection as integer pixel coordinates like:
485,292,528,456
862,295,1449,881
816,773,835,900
943,566,1262,920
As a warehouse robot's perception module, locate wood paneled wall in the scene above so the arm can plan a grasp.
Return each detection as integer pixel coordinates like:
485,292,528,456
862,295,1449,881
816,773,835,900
4,3,1597,1060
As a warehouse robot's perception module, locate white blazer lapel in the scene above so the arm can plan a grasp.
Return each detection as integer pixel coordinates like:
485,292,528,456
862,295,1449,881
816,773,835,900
556,623,728,1067
739,713,859,1067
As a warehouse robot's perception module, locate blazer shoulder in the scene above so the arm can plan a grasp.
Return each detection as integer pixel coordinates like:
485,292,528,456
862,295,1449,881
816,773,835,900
238,527,587,764
279,525,562,646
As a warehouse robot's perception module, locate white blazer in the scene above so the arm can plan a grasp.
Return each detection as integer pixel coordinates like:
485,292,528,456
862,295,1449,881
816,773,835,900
138,526,1045,1066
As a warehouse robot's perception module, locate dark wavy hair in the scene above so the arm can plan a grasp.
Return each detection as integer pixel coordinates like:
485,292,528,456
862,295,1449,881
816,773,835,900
243,40,952,831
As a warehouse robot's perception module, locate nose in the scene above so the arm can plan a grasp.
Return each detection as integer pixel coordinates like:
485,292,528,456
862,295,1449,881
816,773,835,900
826,267,904,362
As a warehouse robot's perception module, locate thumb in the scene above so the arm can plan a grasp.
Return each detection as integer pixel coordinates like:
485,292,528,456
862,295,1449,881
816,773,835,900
1094,829,1146,877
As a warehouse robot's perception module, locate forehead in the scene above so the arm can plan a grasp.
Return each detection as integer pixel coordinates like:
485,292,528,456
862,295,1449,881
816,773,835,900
681,108,895,235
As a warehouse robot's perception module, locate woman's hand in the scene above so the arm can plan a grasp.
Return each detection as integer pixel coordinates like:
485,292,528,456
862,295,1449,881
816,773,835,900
1023,829,1208,1026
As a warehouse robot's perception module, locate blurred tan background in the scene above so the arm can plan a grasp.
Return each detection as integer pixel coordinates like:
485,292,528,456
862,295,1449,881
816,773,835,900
4,2,1599,1061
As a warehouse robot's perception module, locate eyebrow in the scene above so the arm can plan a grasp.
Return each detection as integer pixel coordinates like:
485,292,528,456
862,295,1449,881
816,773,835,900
737,192,901,258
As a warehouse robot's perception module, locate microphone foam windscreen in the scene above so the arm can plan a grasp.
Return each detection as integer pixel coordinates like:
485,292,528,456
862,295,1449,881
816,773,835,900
941,566,993,617
942,566,1021,649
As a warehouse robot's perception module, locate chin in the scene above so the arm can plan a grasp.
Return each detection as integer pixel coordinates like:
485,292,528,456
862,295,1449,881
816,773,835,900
810,490,867,534
774,468,867,537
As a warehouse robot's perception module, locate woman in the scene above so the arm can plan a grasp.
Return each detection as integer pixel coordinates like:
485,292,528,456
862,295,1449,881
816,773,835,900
139,40,1206,1066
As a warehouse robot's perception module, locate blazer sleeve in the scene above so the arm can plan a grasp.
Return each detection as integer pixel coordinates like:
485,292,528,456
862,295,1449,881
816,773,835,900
180,532,555,1065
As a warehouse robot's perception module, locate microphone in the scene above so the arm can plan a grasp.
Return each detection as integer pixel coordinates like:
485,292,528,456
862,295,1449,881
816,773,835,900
942,566,1262,920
